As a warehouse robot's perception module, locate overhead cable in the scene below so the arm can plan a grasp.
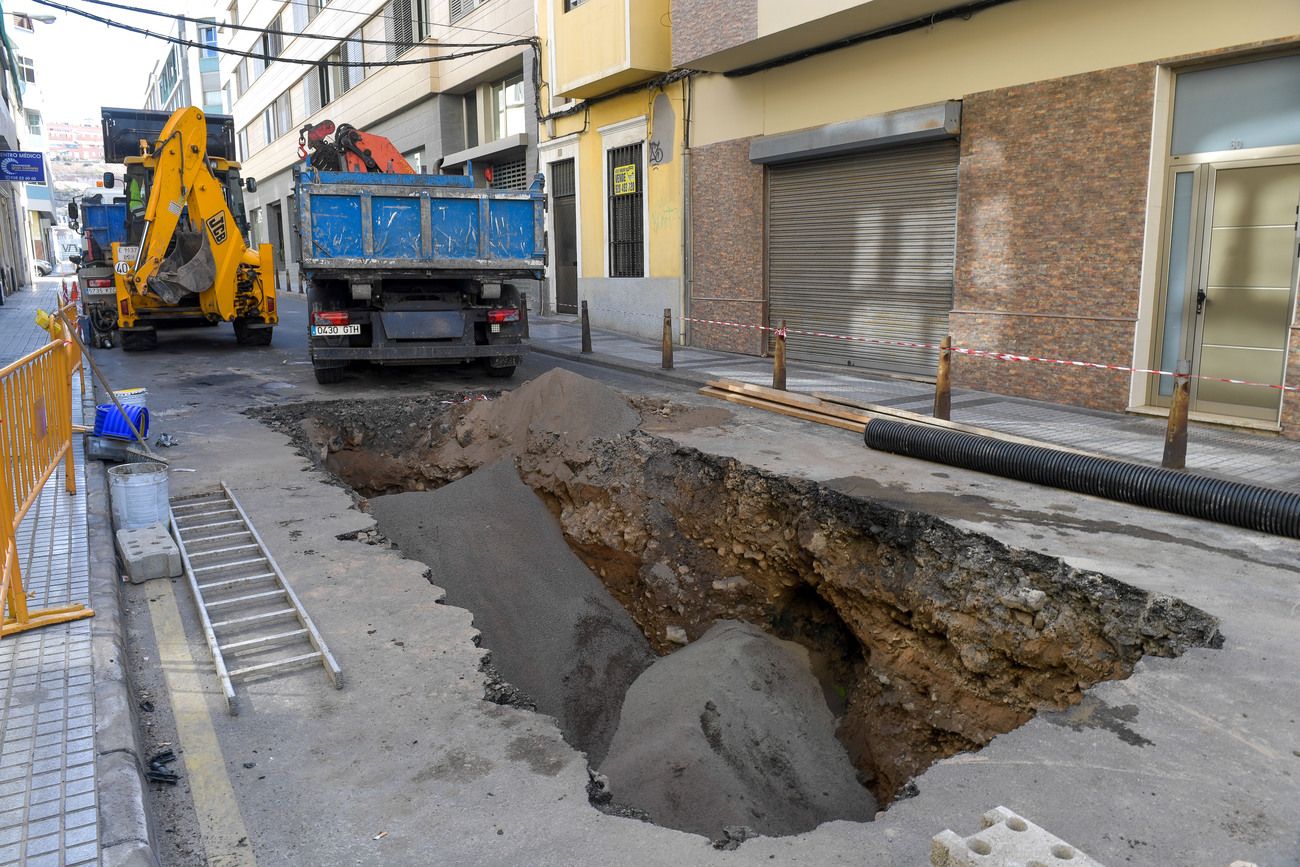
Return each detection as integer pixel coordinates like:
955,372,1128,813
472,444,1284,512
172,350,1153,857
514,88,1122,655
32,0,534,67
62,0,516,49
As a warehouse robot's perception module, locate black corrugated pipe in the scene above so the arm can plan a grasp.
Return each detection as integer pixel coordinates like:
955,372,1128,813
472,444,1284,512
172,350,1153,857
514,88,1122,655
864,419,1300,539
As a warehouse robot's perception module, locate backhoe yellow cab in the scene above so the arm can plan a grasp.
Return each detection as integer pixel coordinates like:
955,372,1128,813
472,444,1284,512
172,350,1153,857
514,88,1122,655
107,106,277,351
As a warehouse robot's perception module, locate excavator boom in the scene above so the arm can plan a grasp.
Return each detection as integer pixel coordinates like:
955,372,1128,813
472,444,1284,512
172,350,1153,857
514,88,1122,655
112,106,277,349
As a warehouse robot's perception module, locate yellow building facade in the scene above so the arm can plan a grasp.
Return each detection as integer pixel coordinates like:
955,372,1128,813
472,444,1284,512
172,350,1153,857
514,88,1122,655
536,0,686,340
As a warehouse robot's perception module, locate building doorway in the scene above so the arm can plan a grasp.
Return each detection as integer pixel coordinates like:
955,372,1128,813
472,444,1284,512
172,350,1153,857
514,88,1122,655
551,158,577,314
267,200,285,271
1150,53,1300,424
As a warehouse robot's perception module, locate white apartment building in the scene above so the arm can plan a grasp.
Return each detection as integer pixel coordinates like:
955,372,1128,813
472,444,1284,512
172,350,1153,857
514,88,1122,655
8,11,54,266
144,13,224,116
224,0,538,294
0,14,32,294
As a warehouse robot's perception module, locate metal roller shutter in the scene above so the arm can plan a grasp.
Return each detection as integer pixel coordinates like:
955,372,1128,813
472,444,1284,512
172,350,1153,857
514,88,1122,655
767,140,958,376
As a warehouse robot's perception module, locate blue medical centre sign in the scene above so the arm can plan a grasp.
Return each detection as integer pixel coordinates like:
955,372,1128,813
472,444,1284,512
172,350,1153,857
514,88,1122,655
0,151,45,182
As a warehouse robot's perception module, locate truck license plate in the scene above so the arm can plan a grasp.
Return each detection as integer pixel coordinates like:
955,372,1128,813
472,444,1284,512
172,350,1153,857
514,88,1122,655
312,325,360,336
84,285,116,296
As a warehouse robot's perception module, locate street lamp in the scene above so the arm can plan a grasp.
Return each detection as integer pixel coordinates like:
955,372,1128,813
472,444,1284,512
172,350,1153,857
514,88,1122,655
14,13,57,24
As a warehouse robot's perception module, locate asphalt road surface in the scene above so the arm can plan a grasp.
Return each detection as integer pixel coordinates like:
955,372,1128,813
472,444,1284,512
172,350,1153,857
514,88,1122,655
92,293,1300,866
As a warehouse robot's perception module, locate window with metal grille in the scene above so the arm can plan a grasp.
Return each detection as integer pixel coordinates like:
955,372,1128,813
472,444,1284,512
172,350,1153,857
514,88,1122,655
551,159,574,198
607,143,643,278
489,160,528,191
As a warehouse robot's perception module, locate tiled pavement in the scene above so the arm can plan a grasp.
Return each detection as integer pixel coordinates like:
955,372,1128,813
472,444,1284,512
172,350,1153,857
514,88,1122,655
0,284,99,866
530,318,1300,492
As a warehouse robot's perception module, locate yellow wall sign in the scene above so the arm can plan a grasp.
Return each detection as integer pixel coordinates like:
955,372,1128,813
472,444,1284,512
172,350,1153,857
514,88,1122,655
613,164,637,195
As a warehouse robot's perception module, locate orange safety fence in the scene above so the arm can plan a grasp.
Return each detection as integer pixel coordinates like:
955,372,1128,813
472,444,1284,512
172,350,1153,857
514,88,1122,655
1,303,93,637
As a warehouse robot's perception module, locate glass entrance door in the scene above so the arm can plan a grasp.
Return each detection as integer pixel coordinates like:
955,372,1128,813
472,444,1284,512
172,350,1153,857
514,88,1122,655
1193,163,1300,420
1152,161,1300,423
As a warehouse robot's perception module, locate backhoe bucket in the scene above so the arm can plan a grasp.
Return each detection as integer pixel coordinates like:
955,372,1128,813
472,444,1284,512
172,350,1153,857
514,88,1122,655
146,230,216,304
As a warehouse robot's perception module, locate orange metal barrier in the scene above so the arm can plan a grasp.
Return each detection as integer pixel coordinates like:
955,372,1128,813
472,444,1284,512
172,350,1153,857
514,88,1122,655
1,306,93,637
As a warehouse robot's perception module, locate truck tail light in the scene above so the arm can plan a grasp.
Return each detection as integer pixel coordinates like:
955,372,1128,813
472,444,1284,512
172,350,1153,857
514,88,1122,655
86,278,113,289
487,307,519,325
313,311,349,326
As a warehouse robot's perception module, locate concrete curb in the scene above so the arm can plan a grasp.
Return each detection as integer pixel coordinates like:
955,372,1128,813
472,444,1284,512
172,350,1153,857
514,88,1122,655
83,384,161,867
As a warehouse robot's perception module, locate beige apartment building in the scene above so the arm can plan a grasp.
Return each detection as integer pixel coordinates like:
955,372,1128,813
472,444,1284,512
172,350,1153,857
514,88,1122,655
225,0,538,297
673,0,1300,437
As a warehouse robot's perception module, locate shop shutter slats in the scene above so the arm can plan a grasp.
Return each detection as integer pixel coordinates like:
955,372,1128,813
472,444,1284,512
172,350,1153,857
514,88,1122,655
767,140,958,376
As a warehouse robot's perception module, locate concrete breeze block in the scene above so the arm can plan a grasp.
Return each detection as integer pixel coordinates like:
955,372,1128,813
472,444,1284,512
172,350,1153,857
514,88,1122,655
932,806,1105,867
115,523,181,584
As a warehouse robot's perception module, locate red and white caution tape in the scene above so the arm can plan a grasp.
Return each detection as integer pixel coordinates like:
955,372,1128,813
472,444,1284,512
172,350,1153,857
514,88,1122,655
585,307,1299,393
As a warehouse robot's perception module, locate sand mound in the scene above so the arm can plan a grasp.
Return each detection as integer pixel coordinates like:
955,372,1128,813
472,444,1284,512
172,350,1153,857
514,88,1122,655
367,459,655,764
599,620,876,838
460,368,638,448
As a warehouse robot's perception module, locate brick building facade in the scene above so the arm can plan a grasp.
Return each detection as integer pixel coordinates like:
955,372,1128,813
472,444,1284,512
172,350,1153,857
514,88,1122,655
672,0,1300,436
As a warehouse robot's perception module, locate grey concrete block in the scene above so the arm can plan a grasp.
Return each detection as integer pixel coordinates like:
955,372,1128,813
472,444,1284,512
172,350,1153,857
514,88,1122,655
932,807,1105,866
114,523,180,583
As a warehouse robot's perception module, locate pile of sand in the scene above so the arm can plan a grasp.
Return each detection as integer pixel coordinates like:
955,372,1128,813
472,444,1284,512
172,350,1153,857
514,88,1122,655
450,368,639,459
367,459,654,764
599,620,877,838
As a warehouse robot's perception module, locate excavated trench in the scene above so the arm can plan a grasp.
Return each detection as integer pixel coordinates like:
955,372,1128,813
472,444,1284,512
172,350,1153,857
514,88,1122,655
253,371,1223,838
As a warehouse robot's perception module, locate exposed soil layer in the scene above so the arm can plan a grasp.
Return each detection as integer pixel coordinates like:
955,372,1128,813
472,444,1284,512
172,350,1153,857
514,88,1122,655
252,371,1223,804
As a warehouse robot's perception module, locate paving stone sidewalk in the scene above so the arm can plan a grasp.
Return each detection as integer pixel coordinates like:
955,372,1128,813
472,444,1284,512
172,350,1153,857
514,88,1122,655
530,317,1300,492
0,284,99,866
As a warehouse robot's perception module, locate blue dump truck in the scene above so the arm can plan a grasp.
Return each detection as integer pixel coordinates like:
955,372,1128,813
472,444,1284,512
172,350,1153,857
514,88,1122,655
70,191,129,347
294,161,546,384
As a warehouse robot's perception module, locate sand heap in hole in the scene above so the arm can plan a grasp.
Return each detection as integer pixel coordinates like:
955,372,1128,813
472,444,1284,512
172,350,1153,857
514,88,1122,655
367,459,655,765
600,620,877,838
441,368,641,468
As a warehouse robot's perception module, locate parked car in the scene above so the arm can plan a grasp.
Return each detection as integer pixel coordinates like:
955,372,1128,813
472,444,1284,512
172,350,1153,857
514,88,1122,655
33,259,51,277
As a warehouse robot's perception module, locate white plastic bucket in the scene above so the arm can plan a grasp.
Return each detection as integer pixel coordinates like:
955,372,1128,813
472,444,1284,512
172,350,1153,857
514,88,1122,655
108,461,170,531
113,388,148,410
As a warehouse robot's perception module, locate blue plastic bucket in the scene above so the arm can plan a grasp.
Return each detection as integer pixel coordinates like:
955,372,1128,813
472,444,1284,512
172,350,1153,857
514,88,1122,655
94,403,149,441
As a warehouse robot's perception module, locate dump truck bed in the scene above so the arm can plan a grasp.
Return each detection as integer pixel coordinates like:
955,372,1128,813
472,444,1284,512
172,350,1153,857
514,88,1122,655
295,170,546,274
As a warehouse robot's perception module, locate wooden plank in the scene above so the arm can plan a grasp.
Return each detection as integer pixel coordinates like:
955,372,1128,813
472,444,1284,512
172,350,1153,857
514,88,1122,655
698,387,865,433
811,392,1100,456
704,380,873,425
705,377,1101,457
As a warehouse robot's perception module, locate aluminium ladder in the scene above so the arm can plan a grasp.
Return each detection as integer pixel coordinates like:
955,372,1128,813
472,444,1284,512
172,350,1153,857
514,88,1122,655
169,482,342,714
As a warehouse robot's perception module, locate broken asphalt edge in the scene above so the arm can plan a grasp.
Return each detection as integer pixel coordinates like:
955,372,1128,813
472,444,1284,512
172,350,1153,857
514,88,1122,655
84,384,162,867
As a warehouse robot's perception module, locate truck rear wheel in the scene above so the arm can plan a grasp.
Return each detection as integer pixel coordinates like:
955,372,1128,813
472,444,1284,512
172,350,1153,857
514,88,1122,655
313,363,345,384
234,317,274,346
486,364,516,379
120,329,157,352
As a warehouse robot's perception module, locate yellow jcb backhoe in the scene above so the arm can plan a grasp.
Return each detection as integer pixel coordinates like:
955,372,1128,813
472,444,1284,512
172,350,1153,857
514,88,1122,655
111,106,277,351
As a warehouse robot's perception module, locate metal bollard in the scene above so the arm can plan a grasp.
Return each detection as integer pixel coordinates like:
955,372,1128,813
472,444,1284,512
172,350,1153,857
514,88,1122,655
661,308,674,370
933,335,952,420
1162,360,1192,470
772,320,787,390
580,300,592,353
